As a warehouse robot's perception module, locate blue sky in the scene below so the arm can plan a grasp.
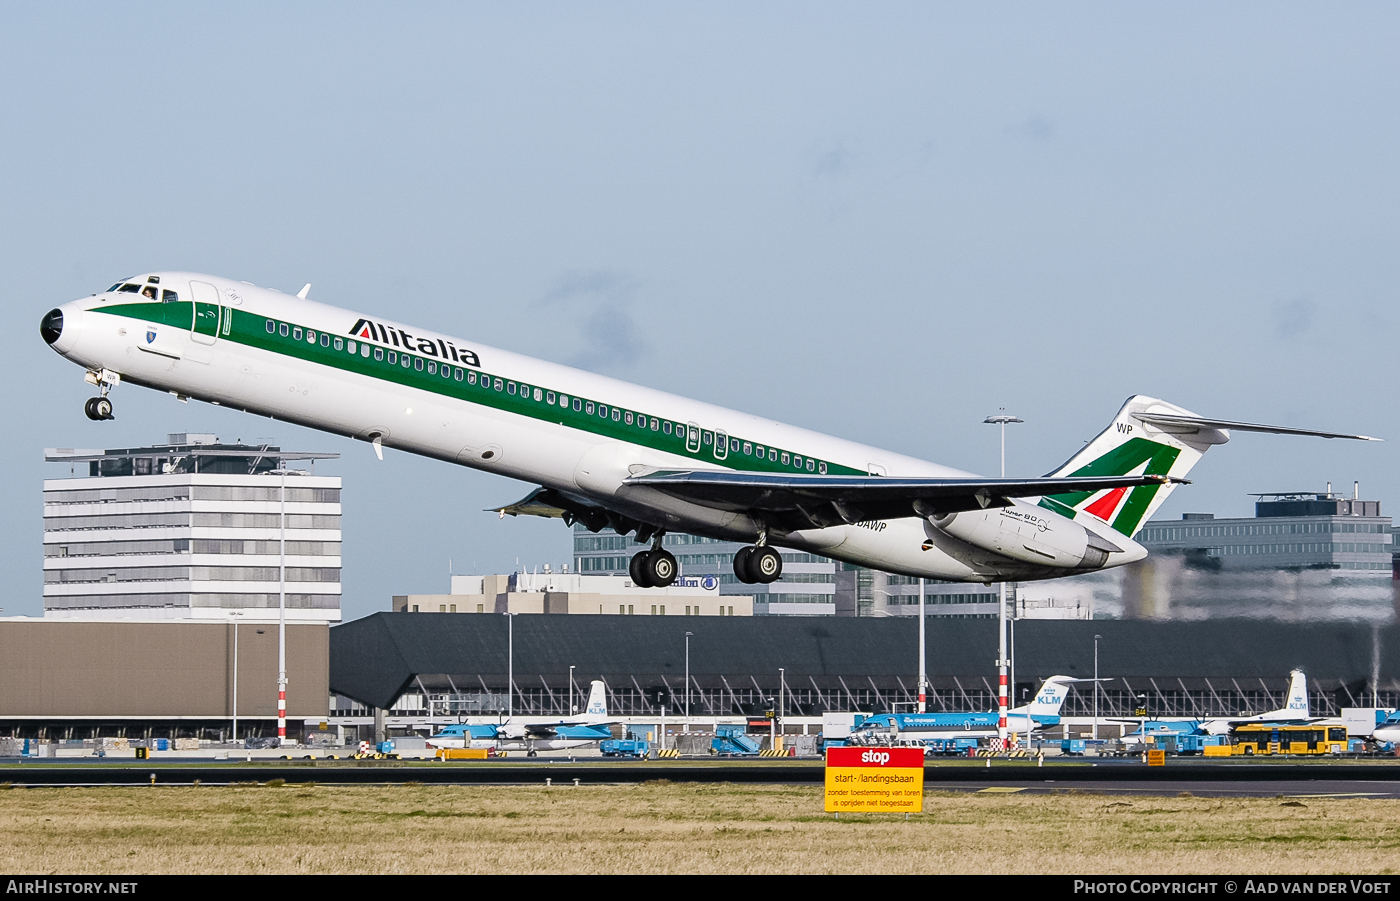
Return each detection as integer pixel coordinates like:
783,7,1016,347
2,4,1395,620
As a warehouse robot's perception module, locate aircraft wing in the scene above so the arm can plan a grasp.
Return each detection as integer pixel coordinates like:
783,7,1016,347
623,470,1185,528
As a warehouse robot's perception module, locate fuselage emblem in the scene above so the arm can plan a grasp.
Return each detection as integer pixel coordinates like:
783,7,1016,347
146,328,156,344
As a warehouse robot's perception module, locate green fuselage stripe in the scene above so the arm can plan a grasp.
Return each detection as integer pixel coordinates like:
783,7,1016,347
98,301,866,478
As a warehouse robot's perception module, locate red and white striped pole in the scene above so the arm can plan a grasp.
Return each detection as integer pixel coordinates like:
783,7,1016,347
277,470,288,746
983,412,1021,753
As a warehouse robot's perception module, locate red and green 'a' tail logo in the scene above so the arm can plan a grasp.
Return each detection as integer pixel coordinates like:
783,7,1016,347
1039,437,1181,536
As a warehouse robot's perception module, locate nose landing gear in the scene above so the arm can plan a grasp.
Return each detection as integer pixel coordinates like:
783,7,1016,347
83,396,114,421
82,368,121,421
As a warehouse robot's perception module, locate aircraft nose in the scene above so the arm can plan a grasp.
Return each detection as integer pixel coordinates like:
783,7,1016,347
40,308,64,345
40,302,86,355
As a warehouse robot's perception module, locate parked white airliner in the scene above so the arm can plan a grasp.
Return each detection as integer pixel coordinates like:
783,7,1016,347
39,273,1376,587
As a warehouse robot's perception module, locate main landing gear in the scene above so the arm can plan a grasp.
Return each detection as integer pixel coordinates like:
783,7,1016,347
83,368,120,421
733,545,782,584
629,545,679,588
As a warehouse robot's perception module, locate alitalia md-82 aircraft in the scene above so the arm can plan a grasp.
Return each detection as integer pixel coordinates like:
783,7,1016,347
39,272,1376,588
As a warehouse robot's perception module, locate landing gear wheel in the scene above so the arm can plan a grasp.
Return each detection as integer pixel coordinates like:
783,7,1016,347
733,547,756,584
750,546,783,584
84,397,113,421
629,551,655,588
528,749,538,758
643,549,678,587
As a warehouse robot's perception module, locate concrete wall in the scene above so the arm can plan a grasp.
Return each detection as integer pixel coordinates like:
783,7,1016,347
0,620,328,718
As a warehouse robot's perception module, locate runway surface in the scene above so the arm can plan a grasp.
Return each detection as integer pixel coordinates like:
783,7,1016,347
4,759,1400,797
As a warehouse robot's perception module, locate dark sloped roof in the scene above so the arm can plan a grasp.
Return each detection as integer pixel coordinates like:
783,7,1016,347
331,613,1400,710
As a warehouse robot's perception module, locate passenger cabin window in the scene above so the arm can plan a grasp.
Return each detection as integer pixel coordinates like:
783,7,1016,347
280,323,290,337
334,337,343,350
427,361,436,374
374,348,384,361
293,327,302,340
320,333,330,347
161,290,178,303
266,320,276,333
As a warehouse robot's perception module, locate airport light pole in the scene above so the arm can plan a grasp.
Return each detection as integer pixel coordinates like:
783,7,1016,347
779,667,786,746
684,631,694,731
983,411,1023,748
918,578,927,713
509,613,517,719
1093,634,1102,742
569,664,576,715
230,611,243,743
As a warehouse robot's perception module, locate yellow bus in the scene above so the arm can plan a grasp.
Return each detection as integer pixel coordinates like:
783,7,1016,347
1229,724,1347,756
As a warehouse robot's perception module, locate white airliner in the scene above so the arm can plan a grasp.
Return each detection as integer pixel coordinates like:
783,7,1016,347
426,680,615,756
39,272,1376,587
1119,670,1314,745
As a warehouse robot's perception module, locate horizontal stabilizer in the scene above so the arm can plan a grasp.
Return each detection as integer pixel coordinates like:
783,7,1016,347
1133,412,1379,442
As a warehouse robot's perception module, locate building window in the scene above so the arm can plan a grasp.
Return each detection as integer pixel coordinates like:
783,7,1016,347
412,605,419,612
439,604,446,612
651,605,657,615
476,604,484,613
450,604,456,612
628,605,634,615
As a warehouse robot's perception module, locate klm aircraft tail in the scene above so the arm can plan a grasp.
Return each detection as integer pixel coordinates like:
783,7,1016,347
581,680,608,721
1266,670,1309,719
1011,675,1080,720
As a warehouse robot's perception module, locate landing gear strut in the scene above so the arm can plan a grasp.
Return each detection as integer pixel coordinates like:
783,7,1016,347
82,368,120,421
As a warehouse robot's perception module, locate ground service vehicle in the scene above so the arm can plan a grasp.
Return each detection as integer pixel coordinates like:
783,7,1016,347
1230,724,1347,756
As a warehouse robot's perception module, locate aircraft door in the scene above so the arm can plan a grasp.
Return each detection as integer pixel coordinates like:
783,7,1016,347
191,281,221,345
686,422,701,454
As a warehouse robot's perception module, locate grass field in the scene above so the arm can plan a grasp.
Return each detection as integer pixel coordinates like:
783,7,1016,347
1,782,1397,874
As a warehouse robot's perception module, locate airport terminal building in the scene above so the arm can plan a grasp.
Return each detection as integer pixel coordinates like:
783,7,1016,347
43,435,342,622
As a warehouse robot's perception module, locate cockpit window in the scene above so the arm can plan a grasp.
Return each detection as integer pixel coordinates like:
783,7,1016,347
117,284,140,293
107,283,123,292
141,285,157,300
161,290,178,303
